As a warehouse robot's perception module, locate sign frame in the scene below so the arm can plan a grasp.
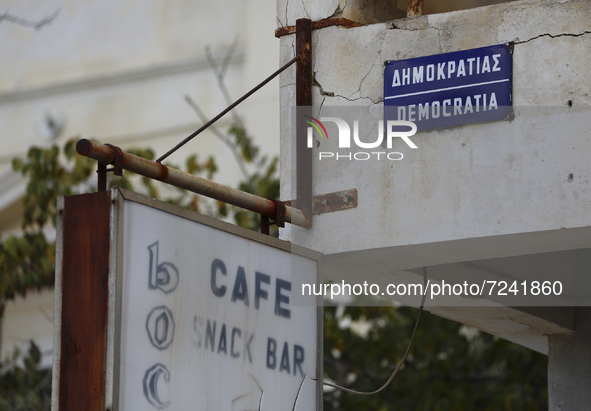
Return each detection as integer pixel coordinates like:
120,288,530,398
384,43,514,131
52,188,323,411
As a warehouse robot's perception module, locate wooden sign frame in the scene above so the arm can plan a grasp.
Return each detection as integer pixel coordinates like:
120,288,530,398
52,188,323,411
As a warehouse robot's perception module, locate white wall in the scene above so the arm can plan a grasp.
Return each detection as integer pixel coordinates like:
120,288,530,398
1,291,54,368
0,0,280,192
0,0,280,364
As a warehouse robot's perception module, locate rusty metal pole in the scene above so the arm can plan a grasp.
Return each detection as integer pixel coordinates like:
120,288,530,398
407,0,423,17
97,163,107,192
296,18,313,226
76,139,311,228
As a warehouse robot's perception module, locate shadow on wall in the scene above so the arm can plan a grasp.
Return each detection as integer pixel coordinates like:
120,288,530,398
351,0,515,23
419,0,513,15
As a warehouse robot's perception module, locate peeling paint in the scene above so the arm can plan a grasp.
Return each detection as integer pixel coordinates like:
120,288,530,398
407,0,423,17
278,0,405,26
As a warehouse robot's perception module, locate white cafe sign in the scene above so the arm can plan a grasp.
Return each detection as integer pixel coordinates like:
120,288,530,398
104,191,322,410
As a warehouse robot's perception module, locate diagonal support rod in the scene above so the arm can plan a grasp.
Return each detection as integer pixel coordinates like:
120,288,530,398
156,56,299,164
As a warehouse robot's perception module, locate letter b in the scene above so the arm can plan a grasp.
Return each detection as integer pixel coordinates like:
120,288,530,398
267,338,277,370
148,242,179,294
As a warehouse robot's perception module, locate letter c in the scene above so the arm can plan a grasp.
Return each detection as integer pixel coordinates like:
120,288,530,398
443,99,452,117
211,259,227,297
143,363,170,408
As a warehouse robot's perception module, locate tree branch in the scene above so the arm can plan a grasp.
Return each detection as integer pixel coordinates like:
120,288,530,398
0,10,59,30
184,95,255,192
205,36,243,128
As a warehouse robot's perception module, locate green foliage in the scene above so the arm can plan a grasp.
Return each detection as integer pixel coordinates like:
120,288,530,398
233,155,280,233
2,139,161,301
12,140,94,229
0,341,52,411
323,304,548,410
0,233,54,302
1,140,94,301
185,153,218,180
229,124,258,163
220,125,281,234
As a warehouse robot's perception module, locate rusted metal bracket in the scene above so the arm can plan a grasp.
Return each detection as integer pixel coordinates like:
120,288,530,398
407,0,423,17
260,199,286,235
275,17,362,38
285,189,357,215
105,144,124,176
77,139,312,228
296,19,313,229
96,143,124,192
97,163,107,192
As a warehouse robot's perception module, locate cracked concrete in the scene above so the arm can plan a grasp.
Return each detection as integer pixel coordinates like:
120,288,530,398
498,0,591,43
310,23,441,106
277,0,342,27
514,30,591,45
281,0,591,108
313,69,381,106
279,0,591,210
277,0,404,27
327,0,347,20
312,72,334,97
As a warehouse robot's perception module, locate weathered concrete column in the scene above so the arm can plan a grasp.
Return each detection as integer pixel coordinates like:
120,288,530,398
548,307,591,410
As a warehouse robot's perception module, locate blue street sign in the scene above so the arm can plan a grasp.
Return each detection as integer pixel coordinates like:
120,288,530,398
384,43,513,131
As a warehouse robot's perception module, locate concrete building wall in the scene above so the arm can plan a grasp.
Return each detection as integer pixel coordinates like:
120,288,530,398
277,0,515,26
277,0,590,394
279,0,590,254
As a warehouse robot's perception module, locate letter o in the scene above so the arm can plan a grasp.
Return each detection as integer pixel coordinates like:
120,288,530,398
146,306,175,350
387,152,403,160
432,101,441,118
